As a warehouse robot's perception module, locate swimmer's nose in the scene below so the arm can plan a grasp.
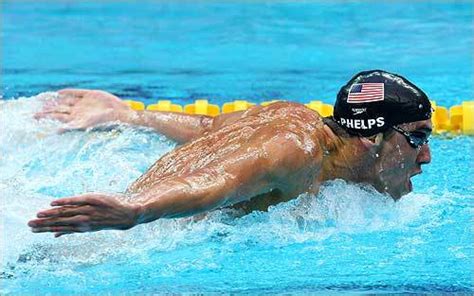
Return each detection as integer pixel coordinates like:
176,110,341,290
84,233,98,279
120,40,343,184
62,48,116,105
416,144,431,165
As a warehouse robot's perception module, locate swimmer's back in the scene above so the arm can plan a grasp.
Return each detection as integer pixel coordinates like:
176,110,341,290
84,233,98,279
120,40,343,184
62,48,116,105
128,102,325,194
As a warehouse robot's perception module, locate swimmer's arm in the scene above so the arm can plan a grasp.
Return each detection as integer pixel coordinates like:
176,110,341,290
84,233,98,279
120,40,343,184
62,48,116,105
133,133,307,222
119,110,245,144
35,89,244,143
28,132,310,235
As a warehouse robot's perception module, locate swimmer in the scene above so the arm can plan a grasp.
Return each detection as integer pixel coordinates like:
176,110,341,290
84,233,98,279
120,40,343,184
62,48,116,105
28,70,432,236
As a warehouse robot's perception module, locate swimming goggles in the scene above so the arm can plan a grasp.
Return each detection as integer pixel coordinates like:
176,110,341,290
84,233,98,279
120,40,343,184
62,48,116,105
392,126,430,149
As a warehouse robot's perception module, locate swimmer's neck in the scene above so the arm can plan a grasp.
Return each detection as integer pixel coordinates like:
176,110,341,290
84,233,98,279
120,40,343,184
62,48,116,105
318,122,375,184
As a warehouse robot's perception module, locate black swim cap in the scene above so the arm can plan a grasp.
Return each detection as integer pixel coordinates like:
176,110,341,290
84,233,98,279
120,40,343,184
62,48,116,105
333,70,432,137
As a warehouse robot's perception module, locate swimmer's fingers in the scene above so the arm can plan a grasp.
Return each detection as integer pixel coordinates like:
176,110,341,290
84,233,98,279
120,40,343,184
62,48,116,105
28,215,91,228
57,118,95,134
31,226,76,233
57,89,91,105
51,194,104,207
35,100,73,121
40,103,72,113
38,96,76,114
34,111,72,122
31,226,88,234
37,89,86,114
37,205,93,218
29,216,94,237
42,99,60,109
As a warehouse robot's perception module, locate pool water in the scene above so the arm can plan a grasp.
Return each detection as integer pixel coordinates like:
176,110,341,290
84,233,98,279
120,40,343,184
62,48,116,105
1,1,473,294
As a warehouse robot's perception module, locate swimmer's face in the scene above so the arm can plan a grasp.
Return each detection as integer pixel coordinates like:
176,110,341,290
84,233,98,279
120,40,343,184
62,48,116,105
372,119,432,199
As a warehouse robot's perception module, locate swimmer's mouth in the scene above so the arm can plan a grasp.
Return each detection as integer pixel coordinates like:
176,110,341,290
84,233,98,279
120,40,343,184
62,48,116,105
404,170,422,195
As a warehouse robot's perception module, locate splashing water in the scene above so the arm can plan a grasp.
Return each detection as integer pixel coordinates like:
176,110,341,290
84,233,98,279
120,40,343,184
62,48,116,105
1,94,472,293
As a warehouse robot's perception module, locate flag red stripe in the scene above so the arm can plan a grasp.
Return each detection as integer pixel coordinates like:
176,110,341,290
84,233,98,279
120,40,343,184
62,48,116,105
350,93,383,96
349,94,384,98
348,98,384,101
348,98,384,102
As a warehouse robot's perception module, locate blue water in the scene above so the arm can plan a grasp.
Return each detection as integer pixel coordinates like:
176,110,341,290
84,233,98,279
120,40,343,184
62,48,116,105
1,1,473,294
2,1,473,106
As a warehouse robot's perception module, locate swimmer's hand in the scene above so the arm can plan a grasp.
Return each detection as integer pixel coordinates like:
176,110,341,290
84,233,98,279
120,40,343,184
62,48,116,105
34,89,132,133
28,193,139,237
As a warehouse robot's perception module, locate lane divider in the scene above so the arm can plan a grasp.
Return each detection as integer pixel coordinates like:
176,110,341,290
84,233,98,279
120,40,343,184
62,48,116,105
146,100,183,112
123,100,145,111
124,99,474,135
184,100,220,116
305,101,334,117
222,100,255,113
460,101,473,135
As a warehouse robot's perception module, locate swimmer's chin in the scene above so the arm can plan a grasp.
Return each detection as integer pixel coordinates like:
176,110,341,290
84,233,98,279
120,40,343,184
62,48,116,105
372,180,411,201
390,171,424,200
391,179,414,201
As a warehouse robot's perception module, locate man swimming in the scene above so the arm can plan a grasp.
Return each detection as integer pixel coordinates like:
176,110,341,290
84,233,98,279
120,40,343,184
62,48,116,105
28,70,432,237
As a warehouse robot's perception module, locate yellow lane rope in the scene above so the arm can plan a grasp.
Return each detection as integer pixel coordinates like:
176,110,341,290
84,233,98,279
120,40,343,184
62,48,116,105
123,99,474,135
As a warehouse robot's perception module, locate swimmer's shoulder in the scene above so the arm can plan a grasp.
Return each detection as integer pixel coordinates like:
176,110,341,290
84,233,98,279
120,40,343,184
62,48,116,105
211,101,324,134
246,101,323,121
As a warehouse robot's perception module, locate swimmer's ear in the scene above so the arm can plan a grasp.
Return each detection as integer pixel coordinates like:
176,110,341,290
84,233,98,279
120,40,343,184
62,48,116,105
359,133,384,150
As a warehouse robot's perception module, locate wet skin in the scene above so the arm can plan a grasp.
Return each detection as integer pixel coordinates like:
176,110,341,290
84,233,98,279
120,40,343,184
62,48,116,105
372,121,432,199
28,90,431,236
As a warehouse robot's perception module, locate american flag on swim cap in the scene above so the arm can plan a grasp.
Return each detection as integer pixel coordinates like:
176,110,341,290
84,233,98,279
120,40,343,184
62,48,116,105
347,83,384,103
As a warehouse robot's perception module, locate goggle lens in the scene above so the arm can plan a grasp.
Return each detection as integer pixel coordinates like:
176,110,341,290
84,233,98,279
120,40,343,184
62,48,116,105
392,126,430,149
